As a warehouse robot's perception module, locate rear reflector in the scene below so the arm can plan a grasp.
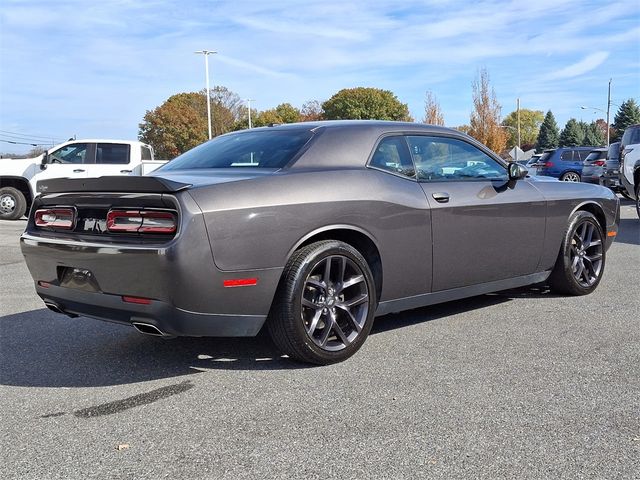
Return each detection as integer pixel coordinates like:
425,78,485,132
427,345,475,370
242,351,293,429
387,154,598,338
107,210,177,234
122,296,152,305
38,281,51,288
607,231,617,237
34,208,76,229
223,278,258,288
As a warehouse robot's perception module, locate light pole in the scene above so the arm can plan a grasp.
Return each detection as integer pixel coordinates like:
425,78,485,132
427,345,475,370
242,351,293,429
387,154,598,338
245,99,255,129
580,78,613,146
194,50,217,140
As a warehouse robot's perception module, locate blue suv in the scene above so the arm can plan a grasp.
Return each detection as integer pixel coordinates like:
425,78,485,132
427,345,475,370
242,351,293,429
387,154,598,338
535,147,598,181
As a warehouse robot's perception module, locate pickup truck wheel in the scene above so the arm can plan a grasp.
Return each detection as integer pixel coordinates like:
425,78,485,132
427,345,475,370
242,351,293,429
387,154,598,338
267,240,376,365
0,187,27,220
549,211,605,296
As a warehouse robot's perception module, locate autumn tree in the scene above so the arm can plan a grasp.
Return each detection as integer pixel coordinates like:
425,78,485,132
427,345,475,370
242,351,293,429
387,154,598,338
210,86,244,136
611,98,640,141
467,69,507,152
536,111,560,150
423,91,445,125
559,118,584,146
139,92,208,158
300,100,323,121
322,87,412,121
502,109,544,148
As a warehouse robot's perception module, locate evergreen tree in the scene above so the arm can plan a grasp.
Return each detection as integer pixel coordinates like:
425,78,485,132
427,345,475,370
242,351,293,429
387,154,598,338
559,118,584,146
536,110,560,150
611,98,640,141
583,122,605,146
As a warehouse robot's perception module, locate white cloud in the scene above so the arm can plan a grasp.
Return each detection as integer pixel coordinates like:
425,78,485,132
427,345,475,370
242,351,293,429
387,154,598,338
544,52,610,80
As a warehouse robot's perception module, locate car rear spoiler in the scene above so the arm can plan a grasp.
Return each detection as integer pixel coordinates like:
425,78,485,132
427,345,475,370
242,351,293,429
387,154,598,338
37,176,192,194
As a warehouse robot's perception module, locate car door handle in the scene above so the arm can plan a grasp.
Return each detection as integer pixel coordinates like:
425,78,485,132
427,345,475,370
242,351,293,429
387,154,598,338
73,169,85,173
432,192,450,203
120,169,132,173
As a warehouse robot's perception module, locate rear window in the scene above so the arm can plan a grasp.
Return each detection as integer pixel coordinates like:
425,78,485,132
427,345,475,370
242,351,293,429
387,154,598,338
161,129,314,170
538,151,552,162
96,143,130,164
584,151,607,161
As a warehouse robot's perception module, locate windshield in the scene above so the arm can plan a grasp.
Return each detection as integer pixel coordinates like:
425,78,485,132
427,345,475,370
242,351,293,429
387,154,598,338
160,129,314,170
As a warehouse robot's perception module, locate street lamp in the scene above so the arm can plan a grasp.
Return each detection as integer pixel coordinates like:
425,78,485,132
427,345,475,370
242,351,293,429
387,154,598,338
194,50,217,140
245,99,255,129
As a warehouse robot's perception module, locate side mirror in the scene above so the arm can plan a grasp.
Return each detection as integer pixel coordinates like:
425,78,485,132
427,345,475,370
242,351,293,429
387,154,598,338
40,151,49,170
508,162,528,180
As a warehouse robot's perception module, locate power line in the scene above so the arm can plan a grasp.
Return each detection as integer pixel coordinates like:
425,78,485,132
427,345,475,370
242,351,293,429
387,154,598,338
0,129,66,143
0,138,51,146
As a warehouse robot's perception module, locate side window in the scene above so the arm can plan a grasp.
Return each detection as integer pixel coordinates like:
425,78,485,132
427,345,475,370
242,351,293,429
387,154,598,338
407,136,507,182
48,143,89,164
560,150,574,161
96,143,130,164
141,146,153,161
369,136,415,178
576,150,591,162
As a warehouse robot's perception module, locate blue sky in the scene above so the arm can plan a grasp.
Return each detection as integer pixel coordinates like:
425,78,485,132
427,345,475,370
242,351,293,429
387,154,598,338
1,0,639,154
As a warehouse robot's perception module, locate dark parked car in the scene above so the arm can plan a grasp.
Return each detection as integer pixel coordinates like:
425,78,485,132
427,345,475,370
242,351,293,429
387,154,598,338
599,142,629,196
21,121,620,364
536,146,599,181
581,148,608,184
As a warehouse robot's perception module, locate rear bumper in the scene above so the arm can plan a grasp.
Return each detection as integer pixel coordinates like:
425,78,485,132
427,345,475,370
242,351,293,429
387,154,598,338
36,283,266,336
20,229,283,337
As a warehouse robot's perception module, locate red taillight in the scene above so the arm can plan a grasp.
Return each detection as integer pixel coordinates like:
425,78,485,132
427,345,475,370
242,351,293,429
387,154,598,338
107,210,177,234
34,208,76,229
594,160,606,167
544,161,554,168
122,295,152,305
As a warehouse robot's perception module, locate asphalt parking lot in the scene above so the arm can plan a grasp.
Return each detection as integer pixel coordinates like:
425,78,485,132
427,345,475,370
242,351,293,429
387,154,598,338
1,200,639,479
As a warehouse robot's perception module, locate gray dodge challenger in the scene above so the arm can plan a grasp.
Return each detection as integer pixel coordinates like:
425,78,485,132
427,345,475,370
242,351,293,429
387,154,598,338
21,121,620,364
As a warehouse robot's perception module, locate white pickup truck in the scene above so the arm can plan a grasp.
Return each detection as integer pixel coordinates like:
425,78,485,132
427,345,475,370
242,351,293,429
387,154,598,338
0,139,167,220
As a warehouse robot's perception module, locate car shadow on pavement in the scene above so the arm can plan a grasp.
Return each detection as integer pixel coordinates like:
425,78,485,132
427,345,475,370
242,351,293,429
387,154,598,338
0,290,536,386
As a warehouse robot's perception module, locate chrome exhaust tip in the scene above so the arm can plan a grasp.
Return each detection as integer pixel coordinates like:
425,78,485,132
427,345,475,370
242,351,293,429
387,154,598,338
43,301,78,318
132,322,168,337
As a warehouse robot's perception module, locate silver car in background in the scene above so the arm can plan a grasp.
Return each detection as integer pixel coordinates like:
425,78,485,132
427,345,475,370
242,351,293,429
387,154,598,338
21,121,620,364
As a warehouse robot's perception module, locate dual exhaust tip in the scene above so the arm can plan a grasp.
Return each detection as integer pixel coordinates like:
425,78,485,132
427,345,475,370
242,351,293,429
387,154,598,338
44,300,170,337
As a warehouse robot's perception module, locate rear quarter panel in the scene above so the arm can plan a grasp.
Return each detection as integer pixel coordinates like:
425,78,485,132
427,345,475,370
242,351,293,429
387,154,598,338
187,168,433,302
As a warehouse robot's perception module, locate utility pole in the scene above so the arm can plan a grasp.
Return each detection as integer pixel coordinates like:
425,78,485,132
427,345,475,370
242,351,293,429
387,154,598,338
245,99,255,129
606,78,611,146
516,98,521,162
194,50,217,139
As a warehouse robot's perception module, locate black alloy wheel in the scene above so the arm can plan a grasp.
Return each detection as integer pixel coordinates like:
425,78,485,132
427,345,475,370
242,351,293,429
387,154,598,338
268,240,376,365
549,211,606,295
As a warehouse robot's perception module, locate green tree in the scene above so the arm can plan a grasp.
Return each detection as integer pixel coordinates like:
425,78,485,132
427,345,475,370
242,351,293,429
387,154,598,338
468,69,507,153
274,103,301,123
139,92,208,158
536,110,560,150
583,121,604,146
322,87,412,121
611,98,640,141
210,86,244,137
559,118,584,147
502,109,544,148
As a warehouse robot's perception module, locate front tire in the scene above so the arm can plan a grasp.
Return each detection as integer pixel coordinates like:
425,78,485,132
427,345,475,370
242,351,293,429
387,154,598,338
267,240,377,365
549,211,605,295
0,186,27,220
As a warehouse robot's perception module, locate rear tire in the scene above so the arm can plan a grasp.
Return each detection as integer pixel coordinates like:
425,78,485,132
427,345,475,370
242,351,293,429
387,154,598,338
549,211,605,295
267,240,376,365
560,171,581,182
0,186,27,220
